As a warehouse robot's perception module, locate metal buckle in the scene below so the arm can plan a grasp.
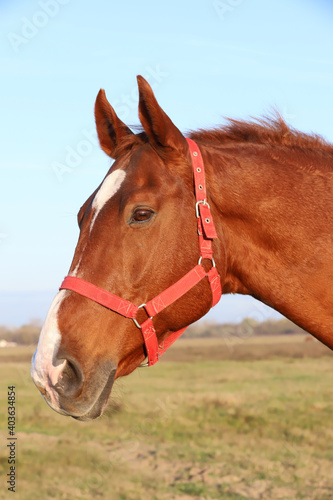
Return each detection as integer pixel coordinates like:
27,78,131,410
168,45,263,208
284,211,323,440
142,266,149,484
195,199,210,218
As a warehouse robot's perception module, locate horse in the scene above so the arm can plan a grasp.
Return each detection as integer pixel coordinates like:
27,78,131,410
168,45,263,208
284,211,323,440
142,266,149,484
31,76,333,421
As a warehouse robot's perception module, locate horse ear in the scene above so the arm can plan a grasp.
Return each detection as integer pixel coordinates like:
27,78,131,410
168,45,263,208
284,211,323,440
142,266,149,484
94,89,133,158
137,75,187,155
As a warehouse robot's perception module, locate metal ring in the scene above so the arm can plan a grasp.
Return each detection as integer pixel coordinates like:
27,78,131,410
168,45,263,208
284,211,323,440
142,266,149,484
196,167,201,172
198,256,216,267
132,303,152,329
138,360,149,368
193,151,198,156
132,317,142,329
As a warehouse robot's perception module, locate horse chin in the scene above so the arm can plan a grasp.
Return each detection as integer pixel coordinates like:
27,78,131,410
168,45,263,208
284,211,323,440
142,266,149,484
71,366,116,421
73,354,145,421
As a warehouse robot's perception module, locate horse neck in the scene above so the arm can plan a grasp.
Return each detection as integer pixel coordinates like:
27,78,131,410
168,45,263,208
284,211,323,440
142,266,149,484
202,142,333,346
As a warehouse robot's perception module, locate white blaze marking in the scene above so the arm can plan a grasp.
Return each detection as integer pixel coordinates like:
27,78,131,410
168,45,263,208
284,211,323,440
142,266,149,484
71,169,126,277
70,253,84,278
31,169,126,411
31,290,67,406
90,169,126,231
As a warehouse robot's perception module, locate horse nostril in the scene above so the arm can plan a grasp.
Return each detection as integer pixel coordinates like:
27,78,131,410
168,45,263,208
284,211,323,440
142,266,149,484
54,357,85,397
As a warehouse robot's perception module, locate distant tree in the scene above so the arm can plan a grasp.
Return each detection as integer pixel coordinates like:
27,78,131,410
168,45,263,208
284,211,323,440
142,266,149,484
185,317,306,339
0,320,42,345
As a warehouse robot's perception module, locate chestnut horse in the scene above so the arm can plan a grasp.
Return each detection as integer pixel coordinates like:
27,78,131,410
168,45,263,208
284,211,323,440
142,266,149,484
31,76,333,420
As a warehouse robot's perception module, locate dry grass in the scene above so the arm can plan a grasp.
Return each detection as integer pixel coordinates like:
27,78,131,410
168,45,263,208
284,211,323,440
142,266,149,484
0,337,332,499
161,334,332,362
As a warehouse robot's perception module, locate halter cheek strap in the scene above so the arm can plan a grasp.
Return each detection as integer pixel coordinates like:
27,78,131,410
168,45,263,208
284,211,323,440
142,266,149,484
59,138,222,366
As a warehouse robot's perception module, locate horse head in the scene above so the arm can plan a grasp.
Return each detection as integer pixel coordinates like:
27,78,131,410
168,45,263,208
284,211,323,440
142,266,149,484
31,76,226,420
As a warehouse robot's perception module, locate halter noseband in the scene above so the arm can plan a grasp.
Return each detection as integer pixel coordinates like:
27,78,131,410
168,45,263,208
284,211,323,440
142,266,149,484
59,138,222,366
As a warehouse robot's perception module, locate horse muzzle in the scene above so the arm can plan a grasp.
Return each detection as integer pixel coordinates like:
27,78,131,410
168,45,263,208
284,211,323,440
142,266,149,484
31,351,117,420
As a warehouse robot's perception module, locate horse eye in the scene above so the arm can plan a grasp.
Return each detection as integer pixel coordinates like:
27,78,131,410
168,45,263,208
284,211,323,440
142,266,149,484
131,209,154,224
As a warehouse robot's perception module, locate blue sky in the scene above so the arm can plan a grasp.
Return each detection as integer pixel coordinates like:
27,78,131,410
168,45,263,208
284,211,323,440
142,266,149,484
1,0,333,325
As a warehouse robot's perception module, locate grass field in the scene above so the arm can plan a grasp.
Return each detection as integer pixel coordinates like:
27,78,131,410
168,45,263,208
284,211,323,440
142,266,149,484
0,337,332,499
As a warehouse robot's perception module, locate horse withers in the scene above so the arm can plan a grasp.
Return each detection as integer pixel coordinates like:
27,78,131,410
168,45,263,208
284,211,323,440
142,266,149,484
31,76,333,420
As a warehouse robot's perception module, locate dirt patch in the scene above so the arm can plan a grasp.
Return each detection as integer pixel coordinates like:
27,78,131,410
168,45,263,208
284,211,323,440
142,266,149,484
89,439,333,500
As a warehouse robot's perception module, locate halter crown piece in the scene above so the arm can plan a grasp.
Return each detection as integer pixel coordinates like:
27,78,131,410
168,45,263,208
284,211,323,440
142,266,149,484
59,138,222,366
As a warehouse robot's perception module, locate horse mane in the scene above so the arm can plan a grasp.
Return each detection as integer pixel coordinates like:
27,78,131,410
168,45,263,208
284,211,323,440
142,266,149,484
189,112,333,152
113,113,333,174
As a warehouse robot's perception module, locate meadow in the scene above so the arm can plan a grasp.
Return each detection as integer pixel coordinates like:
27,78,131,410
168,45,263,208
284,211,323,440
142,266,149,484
0,336,332,500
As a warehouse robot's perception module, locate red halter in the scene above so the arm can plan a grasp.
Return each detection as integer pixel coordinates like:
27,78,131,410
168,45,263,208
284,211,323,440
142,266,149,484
59,138,222,366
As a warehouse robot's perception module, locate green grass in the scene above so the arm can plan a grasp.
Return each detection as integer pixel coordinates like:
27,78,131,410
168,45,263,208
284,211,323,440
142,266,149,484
0,349,333,499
